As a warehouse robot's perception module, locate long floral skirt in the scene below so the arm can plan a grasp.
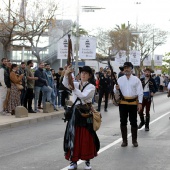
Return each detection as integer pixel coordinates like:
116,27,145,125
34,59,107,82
65,126,97,162
8,83,21,112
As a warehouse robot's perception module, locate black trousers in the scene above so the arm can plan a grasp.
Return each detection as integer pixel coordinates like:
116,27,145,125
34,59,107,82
119,104,138,128
98,89,109,110
24,88,34,110
38,90,42,106
61,91,70,107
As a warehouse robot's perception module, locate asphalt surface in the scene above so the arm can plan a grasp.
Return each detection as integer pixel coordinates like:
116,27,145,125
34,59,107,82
0,92,170,170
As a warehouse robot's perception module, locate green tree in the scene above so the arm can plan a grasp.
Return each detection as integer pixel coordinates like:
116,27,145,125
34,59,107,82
109,23,137,52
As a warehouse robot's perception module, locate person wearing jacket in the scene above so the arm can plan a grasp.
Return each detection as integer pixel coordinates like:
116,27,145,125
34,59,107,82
34,63,52,112
44,64,58,111
0,58,11,113
138,68,158,131
8,64,24,115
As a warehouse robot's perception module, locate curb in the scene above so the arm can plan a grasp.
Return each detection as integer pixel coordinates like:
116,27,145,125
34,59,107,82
0,92,165,130
0,111,65,131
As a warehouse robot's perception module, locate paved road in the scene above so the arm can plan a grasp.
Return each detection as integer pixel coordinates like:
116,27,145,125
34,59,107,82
0,93,170,170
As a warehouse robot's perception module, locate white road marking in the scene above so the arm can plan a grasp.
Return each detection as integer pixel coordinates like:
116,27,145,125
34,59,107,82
60,111,170,170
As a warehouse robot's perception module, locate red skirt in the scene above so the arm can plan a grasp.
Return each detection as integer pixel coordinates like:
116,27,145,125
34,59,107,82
65,126,97,162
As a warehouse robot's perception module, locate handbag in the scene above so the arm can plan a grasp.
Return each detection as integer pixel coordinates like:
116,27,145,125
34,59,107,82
92,108,102,131
112,92,121,106
16,84,24,90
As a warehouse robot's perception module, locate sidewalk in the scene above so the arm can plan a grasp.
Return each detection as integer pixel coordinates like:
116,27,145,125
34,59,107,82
0,102,99,131
0,92,165,130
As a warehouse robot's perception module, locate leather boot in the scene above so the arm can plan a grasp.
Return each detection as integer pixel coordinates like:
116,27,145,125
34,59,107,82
138,116,145,129
120,126,128,147
131,127,138,147
145,116,150,131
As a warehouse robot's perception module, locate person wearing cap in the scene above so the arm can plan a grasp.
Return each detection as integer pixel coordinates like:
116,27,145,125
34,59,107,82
138,68,158,131
62,65,100,170
114,62,143,147
118,66,124,78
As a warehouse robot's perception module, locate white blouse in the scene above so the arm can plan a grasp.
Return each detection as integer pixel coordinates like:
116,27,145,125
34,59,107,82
114,74,143,103
62,76,95,105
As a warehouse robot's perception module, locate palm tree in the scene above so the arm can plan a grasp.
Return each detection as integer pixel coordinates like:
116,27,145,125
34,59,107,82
71,21,88,37
109,23,137,52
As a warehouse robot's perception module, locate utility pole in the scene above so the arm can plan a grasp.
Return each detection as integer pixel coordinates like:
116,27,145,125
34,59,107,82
8,0,11,23
152,28,154,70
127,21,130,62
75,0,79,76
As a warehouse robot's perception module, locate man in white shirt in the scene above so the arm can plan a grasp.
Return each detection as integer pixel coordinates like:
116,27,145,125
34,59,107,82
114,62,143,147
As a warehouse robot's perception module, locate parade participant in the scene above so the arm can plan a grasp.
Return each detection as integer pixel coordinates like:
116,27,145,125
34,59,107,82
138,68,158,131
63,65,100,170
118,66,124,78
97,70,111,112
114,62,143,147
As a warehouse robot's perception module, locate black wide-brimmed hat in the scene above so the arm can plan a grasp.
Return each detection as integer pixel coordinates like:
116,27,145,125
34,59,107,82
123,62,133,69
80,66,93,75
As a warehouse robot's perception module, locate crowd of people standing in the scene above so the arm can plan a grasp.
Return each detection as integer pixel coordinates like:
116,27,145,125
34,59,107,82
0,58,72,115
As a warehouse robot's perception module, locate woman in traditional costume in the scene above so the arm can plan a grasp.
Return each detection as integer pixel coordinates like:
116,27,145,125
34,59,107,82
62,65,100,170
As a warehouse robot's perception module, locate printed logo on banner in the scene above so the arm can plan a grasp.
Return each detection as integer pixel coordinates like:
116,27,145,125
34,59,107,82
79,37,96,59
129,50,141,66
143,55,151,66
63,39,68,48
154,55,163,66
85,39,90,48
115,50,127,66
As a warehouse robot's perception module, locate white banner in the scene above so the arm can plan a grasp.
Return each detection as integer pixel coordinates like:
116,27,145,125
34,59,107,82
115,50,127,66
79,37,96,59
57,37,69,59
154,55,163,66
143,55,151,66
129,50,141,66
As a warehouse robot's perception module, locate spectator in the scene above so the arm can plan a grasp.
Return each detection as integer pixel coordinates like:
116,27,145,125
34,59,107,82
8,64,24,115
55,67,63,107
19,62,27,106
0,58,11,113
34,62,52,112
24,60,38,113
51,69,57,105
44,64,58,111
0,58,8,114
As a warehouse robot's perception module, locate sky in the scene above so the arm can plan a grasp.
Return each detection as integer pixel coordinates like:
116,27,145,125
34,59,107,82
56,0,170,55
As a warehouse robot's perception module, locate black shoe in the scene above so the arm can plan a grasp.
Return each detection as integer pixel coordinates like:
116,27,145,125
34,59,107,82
138,122,145,129
96,109,100,112
28,109,36,113
145,126,149,131
54,108,59,111
104,108,108,112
